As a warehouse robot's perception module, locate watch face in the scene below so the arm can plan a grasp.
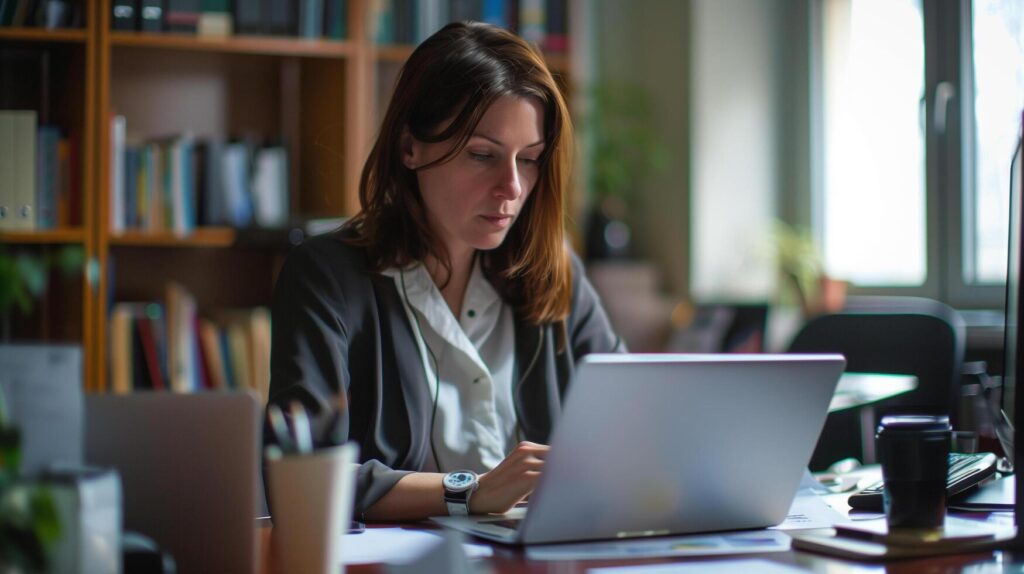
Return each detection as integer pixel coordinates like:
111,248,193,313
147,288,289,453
443,471,477,492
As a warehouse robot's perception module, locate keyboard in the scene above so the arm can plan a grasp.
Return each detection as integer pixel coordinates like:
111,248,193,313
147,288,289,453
847,452,999,512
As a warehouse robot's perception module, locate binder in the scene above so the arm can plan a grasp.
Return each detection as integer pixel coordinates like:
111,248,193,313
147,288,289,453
0,110,38,231
139,0,164,31
112,0,138,30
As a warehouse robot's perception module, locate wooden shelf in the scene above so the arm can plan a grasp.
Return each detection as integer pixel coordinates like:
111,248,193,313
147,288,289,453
375,44,414,62
108,227,237,247
0,229,87,244
108,32,355,59
373,42,569,73
544,52,570,74
0,27,89,43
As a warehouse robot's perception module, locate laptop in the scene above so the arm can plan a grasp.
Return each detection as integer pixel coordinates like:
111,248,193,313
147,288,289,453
432,353,846,545
85,392,262,573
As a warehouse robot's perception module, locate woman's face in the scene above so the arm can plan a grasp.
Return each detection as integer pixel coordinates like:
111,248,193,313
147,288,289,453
404,95,546,263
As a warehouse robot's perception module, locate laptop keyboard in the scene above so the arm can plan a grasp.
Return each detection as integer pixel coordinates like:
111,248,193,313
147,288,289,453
480,518,523,531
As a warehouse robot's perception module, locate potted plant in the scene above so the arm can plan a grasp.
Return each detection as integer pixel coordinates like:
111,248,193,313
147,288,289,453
0,390,60,573
772,220,848,317
0,246,84,341
583,82,669,260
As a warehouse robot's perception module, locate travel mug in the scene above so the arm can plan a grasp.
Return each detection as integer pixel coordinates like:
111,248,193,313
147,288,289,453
876,415,951,530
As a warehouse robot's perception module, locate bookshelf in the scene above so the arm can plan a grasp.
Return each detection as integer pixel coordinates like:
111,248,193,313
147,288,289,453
0,0,97,384
4,0,575,394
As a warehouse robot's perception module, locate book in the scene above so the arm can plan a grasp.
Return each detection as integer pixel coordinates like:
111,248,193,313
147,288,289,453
139,0,163,31
372,0,393,44
448,0,479,23
124,146,140,228
109,303,135,394
165,0,200,33
11,0,33,27
136,312,167,391
543,0,567,52
36,125,60,229
251,145,288,227
392,0,414,44
481,0,507,29
519,0,545,45
55,136,70,227
265,0,296,36
233,0,261,34
323,0,345,39
221,141,253,227
112,0,138,30
415,0,444,43
197,0,231,36
298,0,323,39
166,282,199,393
198,319,228,390
109,114,126,233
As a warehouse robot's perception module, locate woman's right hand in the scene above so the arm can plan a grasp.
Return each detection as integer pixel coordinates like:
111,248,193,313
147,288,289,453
470,441,549,514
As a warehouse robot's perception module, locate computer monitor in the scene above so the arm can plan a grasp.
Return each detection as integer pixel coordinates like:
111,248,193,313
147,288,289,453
1011,112,1023,537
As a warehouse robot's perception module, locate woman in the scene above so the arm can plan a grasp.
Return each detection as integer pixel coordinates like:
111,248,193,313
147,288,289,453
269,21,623,522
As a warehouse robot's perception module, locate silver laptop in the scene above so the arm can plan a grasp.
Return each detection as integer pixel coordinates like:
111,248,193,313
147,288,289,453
85,392,261,573
432,353,845,545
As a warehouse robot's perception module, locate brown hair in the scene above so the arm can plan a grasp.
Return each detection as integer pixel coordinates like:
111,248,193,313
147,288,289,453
346,21,573,325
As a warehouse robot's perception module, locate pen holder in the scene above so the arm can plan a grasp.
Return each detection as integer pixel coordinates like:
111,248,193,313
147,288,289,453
267,443,359,574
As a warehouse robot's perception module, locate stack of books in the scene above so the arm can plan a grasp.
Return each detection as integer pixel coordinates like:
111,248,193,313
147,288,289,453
371,0,568,51
109,282,271,404
109,115,289,235
0,0,84,28
110,0,347,40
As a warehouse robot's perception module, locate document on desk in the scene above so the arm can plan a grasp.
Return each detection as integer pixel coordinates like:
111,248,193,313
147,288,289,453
341,527,492,565
525,530,791,561
588,559,808,574
770,488,851,530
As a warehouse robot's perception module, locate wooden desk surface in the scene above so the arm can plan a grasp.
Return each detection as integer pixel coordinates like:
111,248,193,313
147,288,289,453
258,522,1007,573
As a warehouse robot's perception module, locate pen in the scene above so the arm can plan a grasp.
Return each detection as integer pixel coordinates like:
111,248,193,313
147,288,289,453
289,401,314,454
267,404,295,454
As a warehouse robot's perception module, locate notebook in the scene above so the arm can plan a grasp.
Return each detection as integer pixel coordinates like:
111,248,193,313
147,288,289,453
85,392,262,573
432,354,846,544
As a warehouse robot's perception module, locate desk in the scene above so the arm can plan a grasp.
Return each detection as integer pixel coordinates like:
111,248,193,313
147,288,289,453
257,520,1005,574
829,373,919,464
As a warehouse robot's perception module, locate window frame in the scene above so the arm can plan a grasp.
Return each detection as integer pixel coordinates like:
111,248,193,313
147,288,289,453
810,0,1007,310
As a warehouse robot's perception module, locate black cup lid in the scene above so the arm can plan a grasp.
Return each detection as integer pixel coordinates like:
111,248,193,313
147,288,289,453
878,414,951,432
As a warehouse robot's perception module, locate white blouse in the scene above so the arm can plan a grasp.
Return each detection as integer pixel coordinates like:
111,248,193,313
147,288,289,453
383,258,518,474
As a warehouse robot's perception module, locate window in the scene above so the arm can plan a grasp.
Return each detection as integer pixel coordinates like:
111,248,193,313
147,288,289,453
816,0,1024,306
970,0,1024,284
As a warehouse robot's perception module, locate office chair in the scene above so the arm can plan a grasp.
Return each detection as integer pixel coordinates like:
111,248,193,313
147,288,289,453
787,296,966,470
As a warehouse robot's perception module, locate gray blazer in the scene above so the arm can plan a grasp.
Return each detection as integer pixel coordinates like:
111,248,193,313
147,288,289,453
268,231,623,515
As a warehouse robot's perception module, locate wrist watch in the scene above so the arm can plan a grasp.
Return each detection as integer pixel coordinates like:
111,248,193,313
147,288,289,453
442,470,479,515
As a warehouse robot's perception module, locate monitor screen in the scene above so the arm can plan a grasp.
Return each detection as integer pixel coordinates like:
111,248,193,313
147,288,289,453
1006,123,1021,428
1013,112,1023,533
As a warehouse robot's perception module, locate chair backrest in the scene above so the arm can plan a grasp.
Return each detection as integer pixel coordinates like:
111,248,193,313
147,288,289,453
788,296,966,424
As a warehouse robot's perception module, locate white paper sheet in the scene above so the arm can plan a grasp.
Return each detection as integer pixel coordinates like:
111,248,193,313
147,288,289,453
525,530,791,561
588,559,809,574
341,527,493,565
771,490,851,530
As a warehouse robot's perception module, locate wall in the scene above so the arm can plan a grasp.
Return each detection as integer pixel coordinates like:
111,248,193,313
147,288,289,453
588,0,691,297
586,0,812,302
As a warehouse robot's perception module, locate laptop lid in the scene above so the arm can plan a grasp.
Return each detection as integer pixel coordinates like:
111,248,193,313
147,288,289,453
514,353,844,544
85,392,261,573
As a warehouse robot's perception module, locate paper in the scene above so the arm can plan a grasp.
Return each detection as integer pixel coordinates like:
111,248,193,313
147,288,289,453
525,530,791,561
771,490,851,530
588,558,807,573
342,527,492,565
